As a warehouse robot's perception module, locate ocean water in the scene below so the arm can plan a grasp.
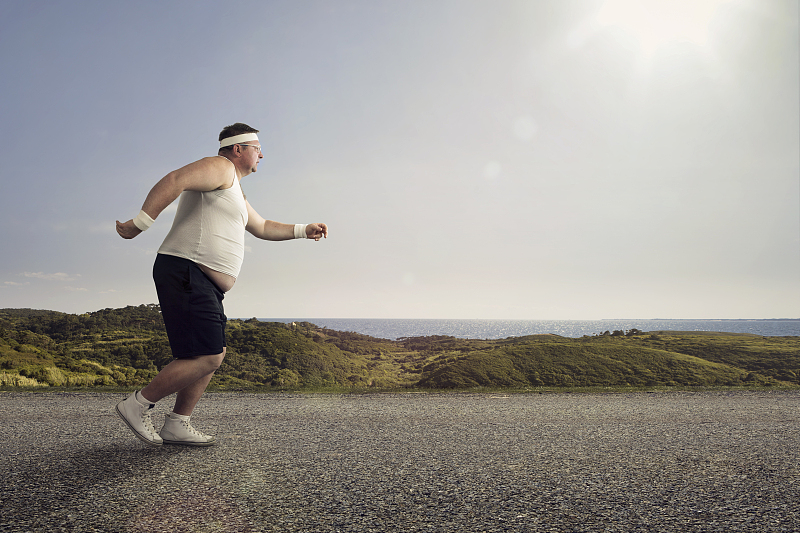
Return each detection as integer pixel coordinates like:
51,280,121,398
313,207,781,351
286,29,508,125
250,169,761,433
258,318,800,340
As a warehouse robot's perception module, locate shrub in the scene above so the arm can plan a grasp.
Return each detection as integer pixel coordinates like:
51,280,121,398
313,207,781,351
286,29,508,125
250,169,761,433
0,372,45,387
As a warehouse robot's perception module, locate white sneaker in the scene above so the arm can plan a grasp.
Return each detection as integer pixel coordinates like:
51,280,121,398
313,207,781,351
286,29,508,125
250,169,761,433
160,413,216,447
115,391,163,446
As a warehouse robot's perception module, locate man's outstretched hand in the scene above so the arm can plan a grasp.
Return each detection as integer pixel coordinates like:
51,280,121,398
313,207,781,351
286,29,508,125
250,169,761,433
306,223,328,241
116,219,142,239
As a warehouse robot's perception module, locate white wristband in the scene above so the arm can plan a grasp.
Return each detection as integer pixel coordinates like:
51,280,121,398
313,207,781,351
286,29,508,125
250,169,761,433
133,210,155,231
294,224,307,239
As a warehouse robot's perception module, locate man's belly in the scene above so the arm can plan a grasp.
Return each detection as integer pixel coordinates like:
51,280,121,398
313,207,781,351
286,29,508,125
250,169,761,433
198,264,236,293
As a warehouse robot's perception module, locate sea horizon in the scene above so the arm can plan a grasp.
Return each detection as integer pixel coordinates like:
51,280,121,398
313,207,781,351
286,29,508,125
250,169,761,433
252,318,800,340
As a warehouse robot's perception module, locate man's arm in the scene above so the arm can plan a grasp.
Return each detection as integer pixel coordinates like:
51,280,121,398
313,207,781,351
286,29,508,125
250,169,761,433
116,157,234,239
245,200,328,241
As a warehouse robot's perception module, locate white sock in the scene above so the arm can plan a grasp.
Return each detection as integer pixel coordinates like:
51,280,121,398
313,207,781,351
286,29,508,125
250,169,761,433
136,390,155,406
169,412,191,421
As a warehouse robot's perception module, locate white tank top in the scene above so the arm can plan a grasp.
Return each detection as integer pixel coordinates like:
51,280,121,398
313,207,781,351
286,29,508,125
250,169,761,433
157,158,249,278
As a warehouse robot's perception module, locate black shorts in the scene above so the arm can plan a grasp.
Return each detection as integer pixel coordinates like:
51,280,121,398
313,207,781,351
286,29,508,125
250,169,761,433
153,254,227,358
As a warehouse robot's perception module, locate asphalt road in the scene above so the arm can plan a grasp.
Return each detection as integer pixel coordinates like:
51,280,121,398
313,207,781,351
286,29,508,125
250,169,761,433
1,390,799,532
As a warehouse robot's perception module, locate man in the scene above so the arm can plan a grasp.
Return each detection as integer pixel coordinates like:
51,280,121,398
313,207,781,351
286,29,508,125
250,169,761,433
114,123,327,446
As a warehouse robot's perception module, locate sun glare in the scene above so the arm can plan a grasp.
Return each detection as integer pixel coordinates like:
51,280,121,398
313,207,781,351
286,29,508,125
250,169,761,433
596,0,728,55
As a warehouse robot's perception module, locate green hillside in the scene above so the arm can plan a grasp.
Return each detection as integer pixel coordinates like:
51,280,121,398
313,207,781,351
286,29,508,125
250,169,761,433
1,306,798,390
417,335,765,388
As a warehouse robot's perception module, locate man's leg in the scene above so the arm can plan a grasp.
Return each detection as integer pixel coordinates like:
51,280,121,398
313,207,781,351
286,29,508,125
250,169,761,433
140,350,224,447
140,348,225,405
115,350,224,446
173,369,217,416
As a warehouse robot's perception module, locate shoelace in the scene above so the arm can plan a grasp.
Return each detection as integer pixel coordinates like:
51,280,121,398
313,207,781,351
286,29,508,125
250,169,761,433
140,409,158,436
182,420,210,439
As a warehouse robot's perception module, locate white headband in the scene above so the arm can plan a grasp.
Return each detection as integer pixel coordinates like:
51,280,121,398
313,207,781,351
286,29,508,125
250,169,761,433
219,133,259,148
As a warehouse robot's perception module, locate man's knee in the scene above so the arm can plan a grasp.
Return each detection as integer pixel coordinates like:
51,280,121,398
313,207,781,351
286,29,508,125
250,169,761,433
202,348,226,371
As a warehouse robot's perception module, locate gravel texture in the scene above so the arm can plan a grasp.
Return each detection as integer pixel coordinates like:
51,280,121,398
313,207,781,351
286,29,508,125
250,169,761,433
1,390,799,532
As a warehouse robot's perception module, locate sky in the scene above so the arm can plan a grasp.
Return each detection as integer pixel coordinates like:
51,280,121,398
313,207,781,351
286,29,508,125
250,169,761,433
0,0,798,320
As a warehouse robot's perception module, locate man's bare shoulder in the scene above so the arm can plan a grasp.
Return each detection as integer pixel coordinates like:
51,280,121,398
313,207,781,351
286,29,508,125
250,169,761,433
173,156,235,192
197,155,234,171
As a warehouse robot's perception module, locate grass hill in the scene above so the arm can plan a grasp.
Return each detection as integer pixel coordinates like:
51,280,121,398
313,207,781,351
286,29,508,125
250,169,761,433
415,334,781,388
1,306,798,390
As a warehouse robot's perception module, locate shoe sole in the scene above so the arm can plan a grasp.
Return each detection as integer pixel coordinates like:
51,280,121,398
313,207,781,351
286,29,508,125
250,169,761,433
115,403,163,447
161,438,217,447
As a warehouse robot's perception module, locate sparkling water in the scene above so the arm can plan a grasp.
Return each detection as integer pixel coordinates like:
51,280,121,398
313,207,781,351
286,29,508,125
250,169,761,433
257,318,800,340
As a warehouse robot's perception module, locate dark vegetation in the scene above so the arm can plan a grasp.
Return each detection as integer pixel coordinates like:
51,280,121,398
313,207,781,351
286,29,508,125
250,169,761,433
1,306,798,390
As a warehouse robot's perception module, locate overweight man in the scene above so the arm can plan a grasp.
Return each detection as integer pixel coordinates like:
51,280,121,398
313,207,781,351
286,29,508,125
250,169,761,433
115,123,327,446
